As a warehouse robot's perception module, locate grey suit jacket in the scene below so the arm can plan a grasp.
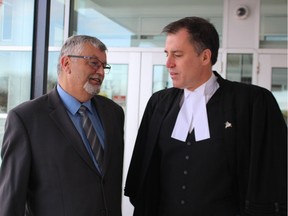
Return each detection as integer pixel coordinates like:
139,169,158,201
0,88,125,216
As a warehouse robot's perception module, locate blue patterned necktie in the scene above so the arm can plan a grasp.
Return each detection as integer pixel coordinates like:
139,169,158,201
78,105,104,169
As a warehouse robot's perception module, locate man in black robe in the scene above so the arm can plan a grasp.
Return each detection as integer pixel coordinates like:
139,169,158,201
125,17,287,216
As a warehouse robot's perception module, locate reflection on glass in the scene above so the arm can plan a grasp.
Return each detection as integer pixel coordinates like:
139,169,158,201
46,0,66,92
72,0,134,47
47,51,60,92
99,64,128,111
0,51,32,160
2,3,12,40
226,53,253,84
49,0,66,46
260,1,287,49
0,77,8,153
271,67,287,123
0,0,34,46
0,78,8,113
0,0,35,162
0,113,6,159
0,51,32,111
153,65,172,93
71,1,223,48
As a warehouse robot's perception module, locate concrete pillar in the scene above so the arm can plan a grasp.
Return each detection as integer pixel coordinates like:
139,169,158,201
222,0,260,49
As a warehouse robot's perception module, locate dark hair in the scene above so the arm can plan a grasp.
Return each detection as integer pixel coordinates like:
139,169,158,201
162,17,219,65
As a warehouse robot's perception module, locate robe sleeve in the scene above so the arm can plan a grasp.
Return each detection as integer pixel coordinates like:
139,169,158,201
124,93,158,206
239,87,287,215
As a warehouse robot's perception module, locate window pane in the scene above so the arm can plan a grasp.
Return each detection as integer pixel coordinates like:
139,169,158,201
47,0,66,93
0,51,32,111
2,3,12,40
0,50,32,152
260,1,287,48
152,65,172,93
99,64,128,111
49,0,66,46
0,0,35,163
0,0,34,46
226,53,253,84
47,51,60,92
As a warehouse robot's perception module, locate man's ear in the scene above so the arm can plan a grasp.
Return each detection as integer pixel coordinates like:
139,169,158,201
61,56,71,73
201,49,212,66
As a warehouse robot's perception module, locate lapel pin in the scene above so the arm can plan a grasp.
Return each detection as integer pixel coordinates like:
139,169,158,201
225,121,232,128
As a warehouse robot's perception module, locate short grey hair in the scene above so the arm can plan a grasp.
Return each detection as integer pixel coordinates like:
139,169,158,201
57,35,107,75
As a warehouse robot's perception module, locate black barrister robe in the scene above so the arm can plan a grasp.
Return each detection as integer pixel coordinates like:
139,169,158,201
124,72,287,216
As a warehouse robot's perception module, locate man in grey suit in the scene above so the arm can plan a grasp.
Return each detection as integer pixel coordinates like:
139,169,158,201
0,35,125,216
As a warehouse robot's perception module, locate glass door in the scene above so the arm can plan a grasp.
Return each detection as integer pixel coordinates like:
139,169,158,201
107,50,140,216
139,50,166,119
226,53,253,84
258,53,288,123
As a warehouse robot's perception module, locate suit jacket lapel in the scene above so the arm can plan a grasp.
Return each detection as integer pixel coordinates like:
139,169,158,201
47,88,99,173
91,97,112,176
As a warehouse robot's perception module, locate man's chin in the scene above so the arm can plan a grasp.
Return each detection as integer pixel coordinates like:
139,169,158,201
83,83,101,95
88,88,100,95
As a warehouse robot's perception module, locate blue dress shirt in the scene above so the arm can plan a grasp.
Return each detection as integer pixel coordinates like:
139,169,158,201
57,84,105,171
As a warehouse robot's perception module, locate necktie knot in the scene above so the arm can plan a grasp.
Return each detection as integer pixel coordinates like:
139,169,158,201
78,105,87,116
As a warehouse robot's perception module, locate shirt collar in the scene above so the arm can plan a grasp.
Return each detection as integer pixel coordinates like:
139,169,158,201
205,72,219,96
184,72,219,101
57,84,93,115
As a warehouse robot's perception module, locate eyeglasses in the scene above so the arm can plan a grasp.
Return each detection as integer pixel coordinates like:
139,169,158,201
68,55,111,74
